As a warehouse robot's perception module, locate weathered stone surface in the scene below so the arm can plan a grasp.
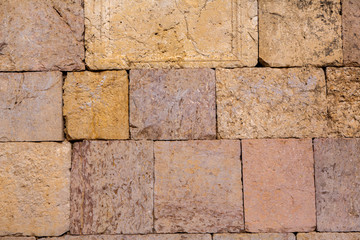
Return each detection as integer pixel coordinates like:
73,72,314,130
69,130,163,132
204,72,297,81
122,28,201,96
64,71,129,140
49,234,211,240
0,72,63,141
242,139,316,232
154,140,243,233
0,0,84,71
327,68,360,137
85,0,258,69
343,0,360,66
214,233,295,240
130,69,216,140
0,142,71,236
259,0,342,67
314,138,360,231
216,68,327,139
298,233,360,240
1,238,36,240
70,140,153,234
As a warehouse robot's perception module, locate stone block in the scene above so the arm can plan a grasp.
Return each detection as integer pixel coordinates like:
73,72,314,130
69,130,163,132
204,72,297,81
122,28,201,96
298,233,360,240
214,233,295,240
343,0,360,66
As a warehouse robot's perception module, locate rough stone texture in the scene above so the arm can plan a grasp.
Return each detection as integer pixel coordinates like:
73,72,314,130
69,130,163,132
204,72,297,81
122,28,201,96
214,233,295,240
327,68,360,137
0,238,35,240
85,0,258,69
297,233,360,240
314,138,360,232
70,140,153,234
49,235,211,240
242,139,316,232
0,142,71,236
343,0,360,66
216,68,327,139
259,0,342,67
154,140,243,233
0,72,63,141
64,71,129,140
130,69,216,140
0,0,84,71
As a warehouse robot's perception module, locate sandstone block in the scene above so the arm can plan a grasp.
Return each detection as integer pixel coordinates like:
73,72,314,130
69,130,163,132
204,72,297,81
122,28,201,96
216,68,327,139
0,142,71,236
298,233,360,240
154,140,243,233
130,69,216,140
214,233,295,240
64,71,129,140
0,72,63,141
314,138,360,231
242,139,316,232
49,235,211,240
259,0,342,66
0,0,84,71
85,0,258,69
343,0,360,66
327,68,360,137
70,140,153,234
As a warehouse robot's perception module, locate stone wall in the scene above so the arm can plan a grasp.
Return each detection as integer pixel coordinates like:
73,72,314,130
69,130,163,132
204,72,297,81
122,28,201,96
0,0,359,239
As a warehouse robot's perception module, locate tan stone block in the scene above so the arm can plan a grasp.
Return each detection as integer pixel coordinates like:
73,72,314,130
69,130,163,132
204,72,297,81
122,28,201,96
214,233,295,240
130,69,216,140
85,0,258,69
64,71,129,140
297,233,360,240
242,139,316,232
0,72,63,141
327,68,360,137
216,68,327,139
154,140,243,233
259,0,342,67
0,238,35,240
70,140,153,234
314,138,360,231
0,0,84,71
343,0,360,66
0,142,71,236
49,235,211,240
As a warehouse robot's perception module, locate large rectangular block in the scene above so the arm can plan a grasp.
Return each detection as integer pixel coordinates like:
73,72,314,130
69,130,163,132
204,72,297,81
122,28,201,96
242,139,316,232
63,71,129,140
214,233,295,240
85,0,258,69
343,0,360,66
154,140,243,233
0,0,84,71
259,0,342,67
314,138,360,231
327,68,360,137
0,72,63,141
298,233,360,240
130,69,216,140
0,142,71,236
216,68,327,139
48,235,211,240
70,141,153,234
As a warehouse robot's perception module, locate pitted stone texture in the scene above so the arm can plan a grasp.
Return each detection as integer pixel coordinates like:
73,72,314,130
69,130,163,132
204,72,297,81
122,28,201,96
49,235,211,240
0,142,71,236
314,138,360,231
85,0,257,69
64,71,129,140
0,0,84,71
214,233,295,240
154,140,243,233
327,68,360,137
130,69,216,140
259,0,342,67
242,139,316,232
70,141,153,234
297,233,360,240
216,68,327,139
0,72,63,141
0,238,36,240
343,0,360,66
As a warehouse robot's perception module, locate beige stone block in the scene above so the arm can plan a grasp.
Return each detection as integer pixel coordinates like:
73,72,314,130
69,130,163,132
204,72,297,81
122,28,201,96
0,0,84,71
216,68,327,139
85,0,258,69
0,142,71,236
242,139,316,232
259,0,342,67
0,72,63,141
154,140,243,233
214,233,295,240
70,140,153,234
49,235,211,240
64,71,129,140
343,0,360,66
297,233,360,240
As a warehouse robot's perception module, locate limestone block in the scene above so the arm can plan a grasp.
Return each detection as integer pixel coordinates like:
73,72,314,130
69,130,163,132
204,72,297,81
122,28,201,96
343,0,360,66
48,235,211,240
214,233,295,240
298,233,360,240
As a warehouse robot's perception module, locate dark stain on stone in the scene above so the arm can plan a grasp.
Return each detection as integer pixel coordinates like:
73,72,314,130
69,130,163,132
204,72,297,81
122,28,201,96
0,42,7,55
296,0,313,9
